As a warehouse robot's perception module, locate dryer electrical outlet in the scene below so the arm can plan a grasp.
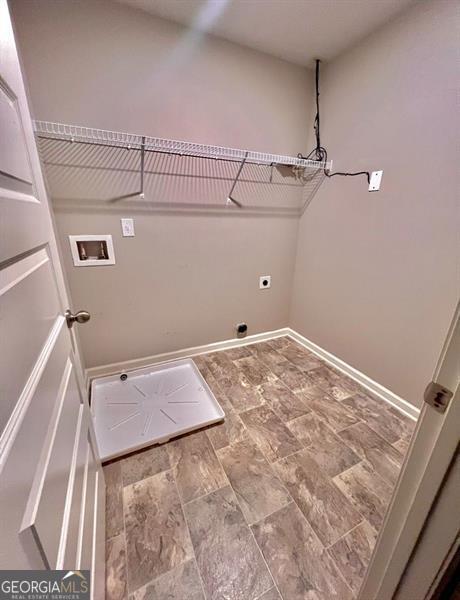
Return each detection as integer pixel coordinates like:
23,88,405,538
259,275,271,289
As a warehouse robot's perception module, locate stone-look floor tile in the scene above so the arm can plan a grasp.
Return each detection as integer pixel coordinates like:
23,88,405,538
328,521,377,595
339,422,404,485
252,503,353,600
123,470,193,592
239,405,302,462
259,379,310,422
203,351,240,390
234,381,265,411
222,345,253,360
225,382,265,413
206,351,265,413
205,350,242,384
274,450,361,546
387,406,417,439
342,394,407,443
217,437,291,525
334,460,393,532
287,412,360,476
106,534,127,600
299,366,356,400
167,431,227,503
256,588,282,600
329,370,364,398
206,411,248,450
275,342,323,372
234,354,277,386
194,355,233,412
301,387,360,432
199,370,235,414
265,336,291,351
316,366,364,400
120,445,170,487
249,341,290,372
393,436,411,455
104,461,124,539
185,485,273,600
193,355,213,379
285,413,317,447
271,360,309,393
130,560,204,600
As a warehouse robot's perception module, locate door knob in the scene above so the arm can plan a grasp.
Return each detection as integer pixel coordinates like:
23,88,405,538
65,309,91,329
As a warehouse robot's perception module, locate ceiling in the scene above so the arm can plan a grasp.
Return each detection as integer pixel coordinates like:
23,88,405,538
116,0,416,66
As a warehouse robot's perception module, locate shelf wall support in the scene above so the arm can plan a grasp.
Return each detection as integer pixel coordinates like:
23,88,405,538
140,135,145,198
226,151,248,207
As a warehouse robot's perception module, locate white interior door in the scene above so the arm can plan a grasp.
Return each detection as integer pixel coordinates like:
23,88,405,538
359,302,460,599
0,1,105,597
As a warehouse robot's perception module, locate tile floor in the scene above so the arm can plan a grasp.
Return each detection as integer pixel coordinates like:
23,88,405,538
104,336,416,600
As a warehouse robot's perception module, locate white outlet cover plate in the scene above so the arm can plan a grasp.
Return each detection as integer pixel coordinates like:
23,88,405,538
369,170,383,192
121,218,135,237
259,275,271,289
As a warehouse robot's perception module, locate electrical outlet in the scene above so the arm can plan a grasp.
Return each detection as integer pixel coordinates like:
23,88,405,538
369,170,383,192
121,218,135,237
259,275,271,289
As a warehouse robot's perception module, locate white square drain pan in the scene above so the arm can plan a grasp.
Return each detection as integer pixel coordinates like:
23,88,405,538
91,358,224,461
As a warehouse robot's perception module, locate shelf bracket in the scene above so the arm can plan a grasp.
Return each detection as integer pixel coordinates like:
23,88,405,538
140,136,145,198
226,151,248,207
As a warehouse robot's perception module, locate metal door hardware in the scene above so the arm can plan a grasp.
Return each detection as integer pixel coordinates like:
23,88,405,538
424,381,453,413
65,309,91,329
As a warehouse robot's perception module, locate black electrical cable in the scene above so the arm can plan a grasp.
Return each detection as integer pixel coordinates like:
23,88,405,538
299,59,370,185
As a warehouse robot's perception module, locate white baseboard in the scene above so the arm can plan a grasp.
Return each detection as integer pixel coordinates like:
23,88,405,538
86,327,291,380
86,326,420,421
286,328,420,421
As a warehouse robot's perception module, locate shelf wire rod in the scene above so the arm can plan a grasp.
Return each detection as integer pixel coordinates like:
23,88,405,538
35,133,326,170
226,151,248,207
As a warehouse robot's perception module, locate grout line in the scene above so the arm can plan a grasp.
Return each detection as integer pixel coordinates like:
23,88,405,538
211,443,285,600
332,459,365,482
123,467,211,599
181,481,231,507
246,495,294,529
170,474,210,600
120,476,130,598
324,520,377,599
167,450,230,507
191,555,209,600
272,446,307,465
326,546,357,599
326,520,364,550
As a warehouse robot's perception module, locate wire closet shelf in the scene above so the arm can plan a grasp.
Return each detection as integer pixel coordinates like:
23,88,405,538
33,120,331,209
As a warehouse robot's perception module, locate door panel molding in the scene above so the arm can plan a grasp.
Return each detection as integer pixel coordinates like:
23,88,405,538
0,1,103,589
0,315,65,470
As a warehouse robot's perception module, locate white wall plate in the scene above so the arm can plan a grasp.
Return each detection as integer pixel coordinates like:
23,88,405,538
121,218,135,237
369,170,383,192
69,234,115,266
259,275,271,289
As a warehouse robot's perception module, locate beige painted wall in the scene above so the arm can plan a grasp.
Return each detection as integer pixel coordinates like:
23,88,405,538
290,0,459,407
12,0,458,408
11,0,312,368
